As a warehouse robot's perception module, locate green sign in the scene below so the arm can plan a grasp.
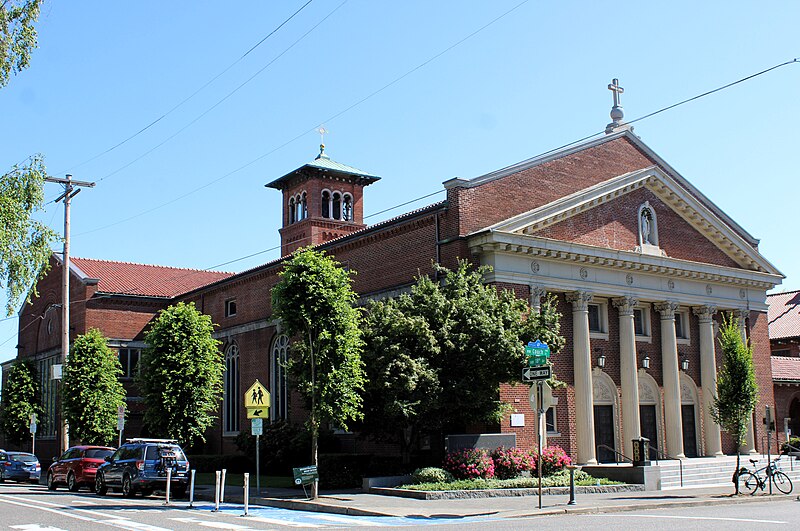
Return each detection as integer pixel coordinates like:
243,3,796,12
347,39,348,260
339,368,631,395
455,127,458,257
293,465,319,486
525,340,551,367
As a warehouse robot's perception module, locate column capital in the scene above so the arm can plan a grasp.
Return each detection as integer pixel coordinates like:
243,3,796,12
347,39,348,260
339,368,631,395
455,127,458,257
692,305,717,323
530,285,547,309
612,296,638,316
732,308,749,320
566,291,593,312
654,301,679,320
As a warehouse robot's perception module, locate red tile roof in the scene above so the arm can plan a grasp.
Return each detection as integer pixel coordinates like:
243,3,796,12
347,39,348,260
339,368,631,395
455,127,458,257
767,291,800,340
71,257,233,298
771,356,800,382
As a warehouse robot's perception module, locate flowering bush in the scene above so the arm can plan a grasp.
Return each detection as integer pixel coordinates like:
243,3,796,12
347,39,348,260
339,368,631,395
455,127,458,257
491,447,535,479
443,448,495,479
530,445,572,476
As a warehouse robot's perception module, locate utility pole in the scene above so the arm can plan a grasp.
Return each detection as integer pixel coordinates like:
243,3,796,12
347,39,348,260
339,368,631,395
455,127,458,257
46,174,95,455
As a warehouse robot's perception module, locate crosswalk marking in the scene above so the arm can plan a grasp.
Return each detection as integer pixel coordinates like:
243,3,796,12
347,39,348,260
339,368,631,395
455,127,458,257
170,517,252,529
10,526,68,531
100,519,173,531
312,513,378,526
244,515,322,528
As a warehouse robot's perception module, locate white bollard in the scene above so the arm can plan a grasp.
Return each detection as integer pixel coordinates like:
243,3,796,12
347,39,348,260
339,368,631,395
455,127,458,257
220,468,227,504
242,473,250,516
213,471,221,512
164,468,172,505
188,469,196,508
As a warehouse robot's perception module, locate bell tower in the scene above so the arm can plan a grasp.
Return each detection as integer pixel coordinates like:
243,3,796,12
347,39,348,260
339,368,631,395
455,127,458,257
266,145,380,256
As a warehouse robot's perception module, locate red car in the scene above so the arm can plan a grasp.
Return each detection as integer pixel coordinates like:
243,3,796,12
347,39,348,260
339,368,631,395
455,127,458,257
47,445,115,492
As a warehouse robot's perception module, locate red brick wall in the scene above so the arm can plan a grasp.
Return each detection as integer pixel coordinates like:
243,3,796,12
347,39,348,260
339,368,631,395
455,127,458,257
535,187,741,269
750,310,779,454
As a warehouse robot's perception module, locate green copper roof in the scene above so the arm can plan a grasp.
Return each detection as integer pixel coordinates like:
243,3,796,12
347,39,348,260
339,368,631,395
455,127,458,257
265,145,380,189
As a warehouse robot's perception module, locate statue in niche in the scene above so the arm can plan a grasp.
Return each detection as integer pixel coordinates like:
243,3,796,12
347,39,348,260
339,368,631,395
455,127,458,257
640,204,655,246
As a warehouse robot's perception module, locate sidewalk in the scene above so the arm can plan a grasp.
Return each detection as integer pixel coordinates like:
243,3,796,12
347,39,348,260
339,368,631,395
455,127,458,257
191,482,798,519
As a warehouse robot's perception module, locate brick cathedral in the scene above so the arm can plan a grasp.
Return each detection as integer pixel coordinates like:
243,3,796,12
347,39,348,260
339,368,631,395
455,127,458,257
6,95,784,465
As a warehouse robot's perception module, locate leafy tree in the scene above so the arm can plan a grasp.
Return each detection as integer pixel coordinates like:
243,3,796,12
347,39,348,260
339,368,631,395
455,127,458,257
359,261,566,460
0,359,43,447
137,302,223,447
272,248,365,498
62,328,126,445
0,0,43,88
711,312,758,494
0,155,58,315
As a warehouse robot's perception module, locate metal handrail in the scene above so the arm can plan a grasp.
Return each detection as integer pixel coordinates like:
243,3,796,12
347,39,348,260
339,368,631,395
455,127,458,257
648,445,683,487
596,444,632,464
781,443,800,471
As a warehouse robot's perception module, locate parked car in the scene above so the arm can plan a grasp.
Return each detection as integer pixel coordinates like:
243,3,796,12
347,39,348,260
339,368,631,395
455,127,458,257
0,451,41,483
95,439,190,498
47,445,115,492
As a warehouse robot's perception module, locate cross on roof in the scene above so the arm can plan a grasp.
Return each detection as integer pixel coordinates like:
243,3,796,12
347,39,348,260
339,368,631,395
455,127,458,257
608,78,624,108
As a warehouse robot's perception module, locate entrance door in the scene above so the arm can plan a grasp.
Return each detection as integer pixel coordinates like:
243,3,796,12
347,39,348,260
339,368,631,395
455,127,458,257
790,398,800,438
640,405,658,459
681,404,698,458
594,405,615,463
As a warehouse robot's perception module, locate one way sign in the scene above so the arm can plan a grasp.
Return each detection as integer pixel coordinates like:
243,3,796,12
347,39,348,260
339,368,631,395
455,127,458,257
523,365,551,382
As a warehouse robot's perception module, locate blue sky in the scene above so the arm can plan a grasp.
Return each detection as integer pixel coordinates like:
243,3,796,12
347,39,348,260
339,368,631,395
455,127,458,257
1,1,798,364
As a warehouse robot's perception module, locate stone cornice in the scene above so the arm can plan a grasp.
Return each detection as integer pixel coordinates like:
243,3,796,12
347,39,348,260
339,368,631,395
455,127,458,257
468,231,781,290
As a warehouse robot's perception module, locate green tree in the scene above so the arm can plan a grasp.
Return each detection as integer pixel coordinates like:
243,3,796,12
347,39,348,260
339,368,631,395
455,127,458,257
0,0,42,88
711,312,758,494
137,302,223,447
62,328,126,445
272,248,365,498
359,261,566,459
0,359,43,447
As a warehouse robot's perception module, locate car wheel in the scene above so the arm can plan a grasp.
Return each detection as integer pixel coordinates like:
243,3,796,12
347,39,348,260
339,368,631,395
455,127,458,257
47,472,57,491
122,474,135,498
95,473,108,496
67,472,80,492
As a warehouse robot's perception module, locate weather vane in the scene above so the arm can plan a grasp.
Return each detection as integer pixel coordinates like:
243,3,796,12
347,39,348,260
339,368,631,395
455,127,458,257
318,126,328,145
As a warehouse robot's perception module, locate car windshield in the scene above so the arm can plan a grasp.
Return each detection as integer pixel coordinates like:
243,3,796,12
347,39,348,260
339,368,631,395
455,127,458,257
84,449,114,459
11,454,38,464
144,445,186,461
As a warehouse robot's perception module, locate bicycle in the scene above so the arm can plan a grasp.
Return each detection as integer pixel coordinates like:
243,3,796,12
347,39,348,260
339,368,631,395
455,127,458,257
738,457,793,495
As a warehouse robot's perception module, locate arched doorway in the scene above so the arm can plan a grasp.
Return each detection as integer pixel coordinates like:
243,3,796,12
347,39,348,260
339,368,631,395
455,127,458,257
680,373,701,458
592,368,620,463
638,370,663,459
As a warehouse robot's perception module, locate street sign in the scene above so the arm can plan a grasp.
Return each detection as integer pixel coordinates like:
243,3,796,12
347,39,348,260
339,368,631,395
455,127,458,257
244,379,270,409
529,381,553,412
525,340,551,367
522,365,551,382
247,407,268,419
29,420,37,434
251,418,263,436
293,465,319,486
117,404,125,431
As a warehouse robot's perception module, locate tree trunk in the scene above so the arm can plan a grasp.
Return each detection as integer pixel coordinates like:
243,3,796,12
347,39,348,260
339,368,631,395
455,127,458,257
733,452,740,494
311,423,319,499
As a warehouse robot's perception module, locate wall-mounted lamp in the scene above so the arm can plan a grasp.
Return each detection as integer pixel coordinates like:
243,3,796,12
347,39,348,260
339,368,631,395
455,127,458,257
595,348,606,369
642,355,650,370
681,358,690,371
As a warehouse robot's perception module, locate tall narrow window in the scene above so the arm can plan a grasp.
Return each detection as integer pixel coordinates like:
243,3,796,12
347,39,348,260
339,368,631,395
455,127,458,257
223,345,240,433
332,192,342,220
271,334,290,421
288,197,296,224
301,192,308,220
342,194,353,221
321,191,331,218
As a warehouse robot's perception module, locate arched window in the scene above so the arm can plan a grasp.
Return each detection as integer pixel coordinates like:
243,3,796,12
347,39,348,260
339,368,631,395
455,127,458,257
288,197,296,224
295,195,303,222
301,192,308,220
223,344,240,433
271,334,290,421
321,191,331,218
342,194,353,221
332,192,342,220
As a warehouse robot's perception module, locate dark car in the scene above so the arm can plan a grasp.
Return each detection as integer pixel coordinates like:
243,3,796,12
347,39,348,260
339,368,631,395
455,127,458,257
0,451,41,483
95,439,190,498
47,445,115,492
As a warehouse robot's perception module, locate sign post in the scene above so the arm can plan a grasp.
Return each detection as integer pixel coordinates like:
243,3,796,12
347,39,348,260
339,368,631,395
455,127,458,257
523,341,553,510
29,413,37,455
117,404,125,447
766,405,773,495
244,380,270,497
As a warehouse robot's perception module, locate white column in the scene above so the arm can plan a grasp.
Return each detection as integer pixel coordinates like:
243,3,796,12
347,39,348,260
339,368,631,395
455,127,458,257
655,301,685,459
734,309,757,454
567,291,596,465
693,305,723,457
613,296,641,458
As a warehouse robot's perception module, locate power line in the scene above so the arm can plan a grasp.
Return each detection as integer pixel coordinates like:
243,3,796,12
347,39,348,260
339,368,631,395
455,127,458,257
57,0,317,175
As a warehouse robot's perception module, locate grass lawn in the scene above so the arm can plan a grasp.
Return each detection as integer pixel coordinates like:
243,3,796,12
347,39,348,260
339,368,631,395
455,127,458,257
194,472,295,489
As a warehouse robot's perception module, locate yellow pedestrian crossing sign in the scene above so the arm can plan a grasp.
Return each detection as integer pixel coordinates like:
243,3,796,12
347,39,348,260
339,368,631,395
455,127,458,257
244,379,270,409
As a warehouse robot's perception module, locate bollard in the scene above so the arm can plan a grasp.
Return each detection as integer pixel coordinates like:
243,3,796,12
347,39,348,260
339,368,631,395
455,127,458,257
567,466,576,505
242,473,250,517
188,469,196,509
220,468,227,504
213,471,221,512
164,468,172,506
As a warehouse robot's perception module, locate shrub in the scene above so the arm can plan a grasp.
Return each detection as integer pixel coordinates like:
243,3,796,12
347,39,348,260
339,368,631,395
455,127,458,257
531,445,572,476
443,449,495,480
491,447,535,479
412,467,454,484
781,436,800,454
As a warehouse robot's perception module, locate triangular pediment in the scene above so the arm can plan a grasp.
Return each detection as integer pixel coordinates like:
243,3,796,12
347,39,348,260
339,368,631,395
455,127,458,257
482,166,781,275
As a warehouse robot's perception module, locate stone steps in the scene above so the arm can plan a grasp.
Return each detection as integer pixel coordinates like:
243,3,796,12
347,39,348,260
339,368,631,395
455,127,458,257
657,455,800,489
